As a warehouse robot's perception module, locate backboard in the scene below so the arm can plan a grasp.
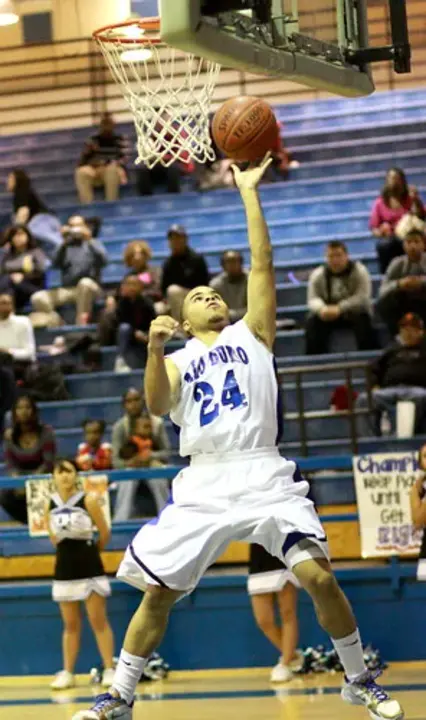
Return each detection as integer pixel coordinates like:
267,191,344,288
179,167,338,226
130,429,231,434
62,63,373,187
160,0,410,98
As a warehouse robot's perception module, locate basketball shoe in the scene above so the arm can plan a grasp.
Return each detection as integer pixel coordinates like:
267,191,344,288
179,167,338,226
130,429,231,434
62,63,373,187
341,670,404,720
71,693,133,720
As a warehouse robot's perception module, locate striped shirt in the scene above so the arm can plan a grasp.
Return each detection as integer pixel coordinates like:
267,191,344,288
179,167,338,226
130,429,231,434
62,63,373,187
4,424,56,475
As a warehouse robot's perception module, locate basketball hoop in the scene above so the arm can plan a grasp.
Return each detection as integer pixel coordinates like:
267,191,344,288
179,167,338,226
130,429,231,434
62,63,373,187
93,18,221,168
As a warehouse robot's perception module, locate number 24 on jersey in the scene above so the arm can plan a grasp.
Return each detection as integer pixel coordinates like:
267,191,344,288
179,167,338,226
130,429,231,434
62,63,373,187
193,369,247,427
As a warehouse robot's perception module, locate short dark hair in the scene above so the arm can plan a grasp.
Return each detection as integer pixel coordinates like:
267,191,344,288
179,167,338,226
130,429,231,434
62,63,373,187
122,388,143,404
327,240,348,252
82,419,106,433
220,249,243,268
404,229,425,242
53,458,78,474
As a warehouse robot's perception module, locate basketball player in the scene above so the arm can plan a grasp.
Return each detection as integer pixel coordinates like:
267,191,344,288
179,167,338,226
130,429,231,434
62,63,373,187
73,155,403,720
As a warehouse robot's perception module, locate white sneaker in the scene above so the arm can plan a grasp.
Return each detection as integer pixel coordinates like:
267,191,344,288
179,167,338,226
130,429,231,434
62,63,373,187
51,670,75,690
341,670,404,720
72,693,133,719
289,649,304,673
270,662,293,683
114,356,131,373
102,668,116,688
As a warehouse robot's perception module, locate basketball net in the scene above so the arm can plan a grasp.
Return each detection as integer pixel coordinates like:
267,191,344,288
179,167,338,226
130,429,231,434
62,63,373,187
93,19,221,168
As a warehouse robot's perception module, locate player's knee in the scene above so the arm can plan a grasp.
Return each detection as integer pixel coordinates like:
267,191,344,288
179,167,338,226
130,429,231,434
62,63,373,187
143,585,180,616
303,567,337,600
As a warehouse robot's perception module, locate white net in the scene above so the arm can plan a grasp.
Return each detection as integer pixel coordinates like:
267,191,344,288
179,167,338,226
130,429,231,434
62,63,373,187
94,22,221,168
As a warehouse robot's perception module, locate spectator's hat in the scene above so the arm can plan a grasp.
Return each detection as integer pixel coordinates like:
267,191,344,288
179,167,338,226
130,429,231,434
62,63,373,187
167,224,187,237
399,312,424,329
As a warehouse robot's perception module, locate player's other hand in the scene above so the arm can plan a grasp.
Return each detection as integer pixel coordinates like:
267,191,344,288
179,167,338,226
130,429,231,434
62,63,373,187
231,152,273,191
148,315,180,349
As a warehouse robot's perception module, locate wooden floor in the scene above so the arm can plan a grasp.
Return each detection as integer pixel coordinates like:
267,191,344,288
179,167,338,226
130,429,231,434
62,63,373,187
0,664,425,719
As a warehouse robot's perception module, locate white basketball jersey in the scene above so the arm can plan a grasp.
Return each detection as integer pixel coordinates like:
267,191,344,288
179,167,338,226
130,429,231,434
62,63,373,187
168,320,281,457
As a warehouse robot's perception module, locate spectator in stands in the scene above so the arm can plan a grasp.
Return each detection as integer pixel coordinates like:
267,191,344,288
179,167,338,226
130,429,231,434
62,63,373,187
0,293,36,378
75,420,112,472
305,241,377,355
0,395,56,524
210,250,248,322
114,275,157,372
369,168,424,273
6,169,62,259
123,240,165,313
75,113,127,204
0,226,47,311
395,195,426,243
357,313,426,436
0,365,16,436
30,215,107,327
112,388,170,521
161,225,209,323
377,229,426,335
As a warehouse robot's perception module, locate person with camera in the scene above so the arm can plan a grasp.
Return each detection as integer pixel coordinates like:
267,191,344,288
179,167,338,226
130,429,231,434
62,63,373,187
30,215,108,327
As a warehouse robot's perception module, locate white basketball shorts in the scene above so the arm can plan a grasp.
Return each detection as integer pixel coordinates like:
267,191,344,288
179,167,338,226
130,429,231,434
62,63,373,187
117,447,328,595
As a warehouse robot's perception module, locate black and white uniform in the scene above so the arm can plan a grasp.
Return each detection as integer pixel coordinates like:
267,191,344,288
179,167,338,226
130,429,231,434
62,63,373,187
248,544,300,595
50,491,111,603
417,475,426,581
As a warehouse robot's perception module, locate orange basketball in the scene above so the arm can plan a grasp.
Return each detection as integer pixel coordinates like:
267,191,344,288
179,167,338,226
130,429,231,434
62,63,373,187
212,96,278,162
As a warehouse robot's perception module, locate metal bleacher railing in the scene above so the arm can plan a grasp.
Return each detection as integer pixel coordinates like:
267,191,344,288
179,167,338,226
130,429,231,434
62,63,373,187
1,0,426,135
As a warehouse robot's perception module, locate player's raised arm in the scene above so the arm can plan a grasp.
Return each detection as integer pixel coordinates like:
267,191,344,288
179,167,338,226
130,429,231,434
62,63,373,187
232,154,276,350
144,316,181,417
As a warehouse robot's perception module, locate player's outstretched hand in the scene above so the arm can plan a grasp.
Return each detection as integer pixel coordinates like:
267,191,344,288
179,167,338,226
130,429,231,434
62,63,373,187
149,315,180,349
231,152,273,191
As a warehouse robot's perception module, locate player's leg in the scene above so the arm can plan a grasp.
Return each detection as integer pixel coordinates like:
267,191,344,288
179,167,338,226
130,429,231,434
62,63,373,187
292,556,403,720
84,592,115,686
51,601,81,689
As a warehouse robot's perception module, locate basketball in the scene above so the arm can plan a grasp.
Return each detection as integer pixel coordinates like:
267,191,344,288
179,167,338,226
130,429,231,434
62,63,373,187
212,96,279,162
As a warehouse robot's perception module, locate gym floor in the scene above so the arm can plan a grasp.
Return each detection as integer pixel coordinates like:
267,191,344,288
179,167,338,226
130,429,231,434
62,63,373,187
1,665,425,720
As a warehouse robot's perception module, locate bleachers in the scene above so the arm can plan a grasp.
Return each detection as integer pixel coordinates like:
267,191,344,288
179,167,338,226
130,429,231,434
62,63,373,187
2,87,426,468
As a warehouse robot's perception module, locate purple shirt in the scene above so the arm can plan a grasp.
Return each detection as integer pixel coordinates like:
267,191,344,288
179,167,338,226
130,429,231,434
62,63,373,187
369,196,414,231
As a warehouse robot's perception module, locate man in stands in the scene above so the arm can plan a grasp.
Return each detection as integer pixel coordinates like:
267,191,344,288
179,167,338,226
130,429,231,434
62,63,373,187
357,313,426,436
210,250,247,323
75,113,128,204
0,292,35,371
31,215,107,327
161,224,209,323
114,275,157,373
305,241,377,354
377,229,426,334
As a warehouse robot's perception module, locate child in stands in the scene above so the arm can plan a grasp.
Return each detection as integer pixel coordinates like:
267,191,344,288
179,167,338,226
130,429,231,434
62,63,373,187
47,459,115,690
76,420,112,472
119,415,160,467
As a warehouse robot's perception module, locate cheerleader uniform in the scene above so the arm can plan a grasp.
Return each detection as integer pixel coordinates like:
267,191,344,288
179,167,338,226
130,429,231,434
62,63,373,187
248,543,301,595
416,475,426,581
50,491,111,603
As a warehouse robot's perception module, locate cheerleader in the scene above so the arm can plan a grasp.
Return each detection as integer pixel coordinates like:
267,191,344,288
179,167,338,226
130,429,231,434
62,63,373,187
47,459,115,690
248,544,303,682
410,442,426,580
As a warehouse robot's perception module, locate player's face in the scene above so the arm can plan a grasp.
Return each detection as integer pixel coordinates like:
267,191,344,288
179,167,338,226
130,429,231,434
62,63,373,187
182,286,229,334
54,462,78,494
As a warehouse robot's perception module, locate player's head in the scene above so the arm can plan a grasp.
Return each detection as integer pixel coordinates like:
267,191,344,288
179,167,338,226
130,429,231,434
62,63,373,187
326,240,349,274
53,458,78,493
221,250,244,279
181,286,229,336
82,419,105,448
418,442,426,471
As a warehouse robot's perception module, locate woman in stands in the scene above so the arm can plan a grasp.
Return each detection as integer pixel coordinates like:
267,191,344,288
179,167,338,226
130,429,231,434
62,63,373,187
123,239,165,314
369,167,425,273
0,395,56,524
0,225,47,310
7,168,62,258
47,458,115,690
248,545,302,683
411,442,426,581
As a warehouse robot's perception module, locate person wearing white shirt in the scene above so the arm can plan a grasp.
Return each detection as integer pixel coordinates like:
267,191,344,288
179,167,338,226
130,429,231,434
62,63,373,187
0,293,36,365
